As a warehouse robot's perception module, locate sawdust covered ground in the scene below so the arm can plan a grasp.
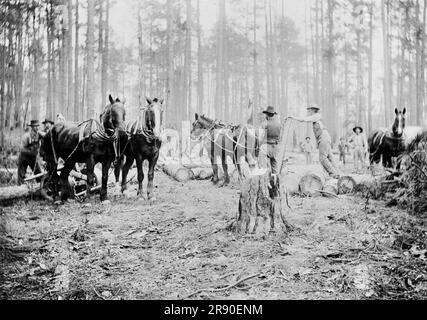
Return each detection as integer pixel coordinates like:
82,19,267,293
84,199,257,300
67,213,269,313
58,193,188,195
1,168,426,300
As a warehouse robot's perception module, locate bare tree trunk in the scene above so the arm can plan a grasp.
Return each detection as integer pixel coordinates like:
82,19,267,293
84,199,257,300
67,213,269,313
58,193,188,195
74,0,80,121
67,0,73,120
101,0,110,109
215,0,225,121
253,0,259,124
166,0,174,127
197,0,204,114
137,0,143,106
87,0,95,118
368,1,373,133
381,0,392,126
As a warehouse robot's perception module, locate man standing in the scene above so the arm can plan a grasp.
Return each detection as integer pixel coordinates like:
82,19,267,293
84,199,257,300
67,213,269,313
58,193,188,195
262,106,281,175
287,105,340,178
349,126,368,173
17,120,42,185
338,137,349,165
42,118,54,132
301,136,314,164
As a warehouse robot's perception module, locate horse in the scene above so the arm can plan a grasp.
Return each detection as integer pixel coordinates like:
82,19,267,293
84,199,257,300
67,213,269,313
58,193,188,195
114,96,163,200
39,95,126,202
190,113,260,186
368,108,423,169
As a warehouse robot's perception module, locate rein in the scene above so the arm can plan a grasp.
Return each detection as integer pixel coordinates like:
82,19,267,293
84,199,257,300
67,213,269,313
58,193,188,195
194,121,259,154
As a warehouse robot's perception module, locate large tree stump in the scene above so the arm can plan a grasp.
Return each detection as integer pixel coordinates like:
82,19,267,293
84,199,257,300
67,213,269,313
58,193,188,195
235,170,292,235
162,162,192,182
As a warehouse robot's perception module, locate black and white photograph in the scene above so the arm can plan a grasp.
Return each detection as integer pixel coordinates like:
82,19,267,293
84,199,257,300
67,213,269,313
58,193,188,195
1,0,427,306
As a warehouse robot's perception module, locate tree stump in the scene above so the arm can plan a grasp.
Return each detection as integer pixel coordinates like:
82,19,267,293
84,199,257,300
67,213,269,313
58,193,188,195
235,170,292,236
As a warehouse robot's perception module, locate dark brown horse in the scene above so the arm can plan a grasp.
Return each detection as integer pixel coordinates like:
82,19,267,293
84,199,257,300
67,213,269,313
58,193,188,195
114,97,163,200
190,114,260,186
368,108,423,169
40,95,126,202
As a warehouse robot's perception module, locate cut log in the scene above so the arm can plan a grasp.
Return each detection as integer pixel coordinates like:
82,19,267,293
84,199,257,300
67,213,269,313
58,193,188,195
323,179,338,196
0,184,41,203
281,171,303,195
162,162,192,182
235,169,293,235
190,167,213,180
338,174,376,194
299,169,327,196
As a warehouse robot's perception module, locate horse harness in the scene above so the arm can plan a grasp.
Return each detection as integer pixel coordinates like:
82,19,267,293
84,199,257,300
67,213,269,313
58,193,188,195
48,119,121,167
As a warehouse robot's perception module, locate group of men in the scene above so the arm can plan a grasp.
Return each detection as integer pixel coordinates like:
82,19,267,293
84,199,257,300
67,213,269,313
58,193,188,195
262,104,369,178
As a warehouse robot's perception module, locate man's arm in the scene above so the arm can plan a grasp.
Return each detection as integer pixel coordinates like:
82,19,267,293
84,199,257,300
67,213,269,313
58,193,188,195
286,113,322,123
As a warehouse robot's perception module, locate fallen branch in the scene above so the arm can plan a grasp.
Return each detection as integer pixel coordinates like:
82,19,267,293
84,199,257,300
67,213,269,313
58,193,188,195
93,287,106,300
313,189,339,198
181,272,262,299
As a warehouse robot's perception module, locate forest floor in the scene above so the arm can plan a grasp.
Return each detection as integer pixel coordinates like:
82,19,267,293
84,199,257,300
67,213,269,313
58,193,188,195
1,164,427,300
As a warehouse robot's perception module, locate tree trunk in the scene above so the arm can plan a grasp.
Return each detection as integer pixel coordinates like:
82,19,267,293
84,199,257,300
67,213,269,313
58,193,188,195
367,1,373,133
235,171,292,235
101,0,110,109
86,0,95,118
74,0,80,121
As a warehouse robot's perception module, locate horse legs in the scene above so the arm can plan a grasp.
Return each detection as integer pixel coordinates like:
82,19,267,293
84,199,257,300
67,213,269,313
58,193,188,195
121,156,134,193
114,156,123,184
85,155,95,199
59,162,75,202
135,156,145,197
221,160,230,187
100,160,111,202
210,155,219,185
147,156,159,200
233,153,243,180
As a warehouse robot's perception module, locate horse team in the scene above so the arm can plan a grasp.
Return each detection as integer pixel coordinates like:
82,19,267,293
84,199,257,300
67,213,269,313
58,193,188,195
39,95,423,204
39,95,163,203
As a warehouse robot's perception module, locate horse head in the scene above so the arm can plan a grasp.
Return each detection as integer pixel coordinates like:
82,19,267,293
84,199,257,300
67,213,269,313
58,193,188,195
102,95,126,133
142,96,164,137
190,113,216,140
392,107,406,137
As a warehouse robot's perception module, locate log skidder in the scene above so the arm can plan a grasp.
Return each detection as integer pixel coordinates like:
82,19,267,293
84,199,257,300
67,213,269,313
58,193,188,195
235,170,293,236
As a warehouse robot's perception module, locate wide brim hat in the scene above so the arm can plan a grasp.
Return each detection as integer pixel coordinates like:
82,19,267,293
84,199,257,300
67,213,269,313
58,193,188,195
42,118,54,125
28,120,40,127
262,106,277,115
307,104,320,111
353,126,363,133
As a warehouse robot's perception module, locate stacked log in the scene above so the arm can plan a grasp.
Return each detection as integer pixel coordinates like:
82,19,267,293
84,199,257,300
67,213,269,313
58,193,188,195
323,179,338,196
299,168,327,196
337,174,376,195
162,162,192,182
190,167,213,180
0,184,41,204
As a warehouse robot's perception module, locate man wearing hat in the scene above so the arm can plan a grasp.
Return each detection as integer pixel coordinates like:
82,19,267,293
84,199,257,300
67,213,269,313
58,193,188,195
42,118,55,133
286,104,340,178
348,125,368,173
17,120,42,185
262,106,281,175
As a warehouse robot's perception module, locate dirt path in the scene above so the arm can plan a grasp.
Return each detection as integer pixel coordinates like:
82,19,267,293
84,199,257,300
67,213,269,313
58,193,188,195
1,170,426,300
